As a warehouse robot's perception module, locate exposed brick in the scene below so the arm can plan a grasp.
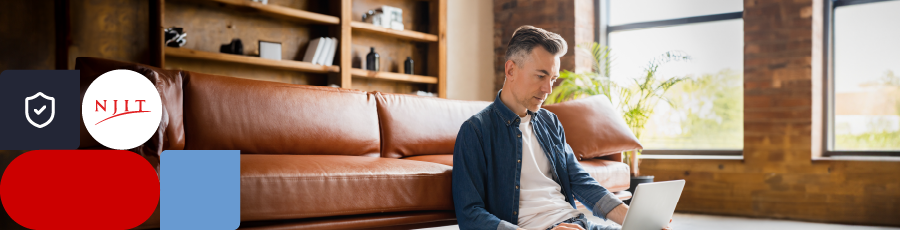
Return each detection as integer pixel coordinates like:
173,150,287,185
493,0,593,92
800,6,813,18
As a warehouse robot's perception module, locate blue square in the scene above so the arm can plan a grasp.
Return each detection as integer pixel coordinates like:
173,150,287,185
161,150,240,229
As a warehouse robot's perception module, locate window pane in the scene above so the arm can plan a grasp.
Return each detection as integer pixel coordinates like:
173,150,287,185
609,19,743,150
609,0,743,26
833,0,900,151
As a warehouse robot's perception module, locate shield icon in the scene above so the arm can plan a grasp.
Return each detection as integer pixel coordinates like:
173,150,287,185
25,92,55,128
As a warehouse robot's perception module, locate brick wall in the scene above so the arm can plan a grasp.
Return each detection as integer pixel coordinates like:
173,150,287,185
492,0,594,92
640,0,900,226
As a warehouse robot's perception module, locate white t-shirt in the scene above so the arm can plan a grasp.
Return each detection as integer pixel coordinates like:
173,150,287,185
517,114,582,230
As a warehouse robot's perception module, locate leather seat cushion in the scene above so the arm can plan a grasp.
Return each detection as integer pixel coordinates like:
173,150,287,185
402,155,628,192
238,211,456,230
240,155,454,222
578,158,630,192
403,155,453,166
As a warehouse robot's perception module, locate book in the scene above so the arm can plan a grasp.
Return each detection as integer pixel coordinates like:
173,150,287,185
314,38,332,65
318,38,331,65
302,37,322,63
324,37,338,66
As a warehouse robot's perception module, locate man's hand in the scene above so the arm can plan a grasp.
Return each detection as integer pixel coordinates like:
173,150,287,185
607,204,674,230
662,218,673,230
550,223,585,230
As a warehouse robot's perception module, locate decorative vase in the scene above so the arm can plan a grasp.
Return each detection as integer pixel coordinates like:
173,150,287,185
366,47,380,71
404,57,413,74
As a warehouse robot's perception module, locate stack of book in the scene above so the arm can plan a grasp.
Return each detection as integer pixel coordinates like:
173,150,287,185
302,37,338,66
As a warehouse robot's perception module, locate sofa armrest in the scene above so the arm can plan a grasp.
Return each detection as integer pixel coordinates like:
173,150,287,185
596,151,623,162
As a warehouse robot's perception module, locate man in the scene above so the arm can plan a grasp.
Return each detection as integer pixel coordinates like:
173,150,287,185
452,26,672,230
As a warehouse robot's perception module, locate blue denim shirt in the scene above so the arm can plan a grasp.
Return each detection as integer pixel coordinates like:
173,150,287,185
452,91,624,230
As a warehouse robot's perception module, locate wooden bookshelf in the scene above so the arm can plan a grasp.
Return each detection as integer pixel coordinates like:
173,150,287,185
165,47,339,73
350,21,438,42
152,0,447,97
350,68,437,84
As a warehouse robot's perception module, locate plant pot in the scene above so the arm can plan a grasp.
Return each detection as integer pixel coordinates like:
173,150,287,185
624,175,654,205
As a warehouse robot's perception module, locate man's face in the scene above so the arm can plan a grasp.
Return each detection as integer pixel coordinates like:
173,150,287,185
506,46,560,113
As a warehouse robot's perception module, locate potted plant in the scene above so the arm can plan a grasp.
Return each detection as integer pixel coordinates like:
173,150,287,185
545,42,689,197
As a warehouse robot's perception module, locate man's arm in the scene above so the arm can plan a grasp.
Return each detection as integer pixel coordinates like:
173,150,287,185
606,203,628,224
553,115,624,221
562,143,625,220
453,121,518,230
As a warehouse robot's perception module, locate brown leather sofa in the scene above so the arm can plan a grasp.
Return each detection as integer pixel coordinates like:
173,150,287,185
75,57,639,230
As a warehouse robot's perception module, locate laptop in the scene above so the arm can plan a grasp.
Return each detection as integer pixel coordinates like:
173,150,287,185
621,180,686,230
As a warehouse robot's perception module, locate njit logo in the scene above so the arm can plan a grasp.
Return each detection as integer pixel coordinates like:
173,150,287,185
82,70,162,150
93,99,150,125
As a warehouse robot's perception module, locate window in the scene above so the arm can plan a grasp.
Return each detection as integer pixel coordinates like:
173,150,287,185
827,0,900,156
599,0,744,154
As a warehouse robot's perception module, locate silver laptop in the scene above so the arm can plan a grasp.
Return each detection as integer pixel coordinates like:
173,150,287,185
621,180,686,230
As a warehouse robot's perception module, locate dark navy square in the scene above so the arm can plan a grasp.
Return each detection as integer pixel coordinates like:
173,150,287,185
0,70,80,150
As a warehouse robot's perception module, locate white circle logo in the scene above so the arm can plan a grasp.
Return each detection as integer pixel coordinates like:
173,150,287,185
82,70,162,150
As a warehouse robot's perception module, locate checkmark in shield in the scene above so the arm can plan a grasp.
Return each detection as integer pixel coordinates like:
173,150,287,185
25,92,55,128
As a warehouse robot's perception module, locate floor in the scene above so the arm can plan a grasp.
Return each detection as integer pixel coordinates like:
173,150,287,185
647,213,900,230
418,208,900,230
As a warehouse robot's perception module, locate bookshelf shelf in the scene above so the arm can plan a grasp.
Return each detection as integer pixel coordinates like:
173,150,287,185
165,47,339,73
350,68,437,84
350,21,439,42
206,0,340,25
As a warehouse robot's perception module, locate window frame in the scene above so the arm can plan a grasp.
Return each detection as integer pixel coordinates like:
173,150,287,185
595,0,744,155
823,0,900,157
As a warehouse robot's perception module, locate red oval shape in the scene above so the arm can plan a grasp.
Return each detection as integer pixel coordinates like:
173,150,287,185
0,150,159,229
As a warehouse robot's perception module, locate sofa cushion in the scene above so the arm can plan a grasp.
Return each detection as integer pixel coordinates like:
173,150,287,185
403,155,628,192
240,155,454,222
375,92,490,158
238,211,456,230
403,154,453,166
542,95,642,159
578,158,630,192
183,72,380,156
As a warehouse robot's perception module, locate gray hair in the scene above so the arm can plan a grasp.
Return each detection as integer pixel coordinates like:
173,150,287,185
505,25,568,64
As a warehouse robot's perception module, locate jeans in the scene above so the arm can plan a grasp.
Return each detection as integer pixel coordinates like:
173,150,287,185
546,214,621,230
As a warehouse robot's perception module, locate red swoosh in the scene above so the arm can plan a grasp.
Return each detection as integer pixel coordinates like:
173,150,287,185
94,111,151,125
